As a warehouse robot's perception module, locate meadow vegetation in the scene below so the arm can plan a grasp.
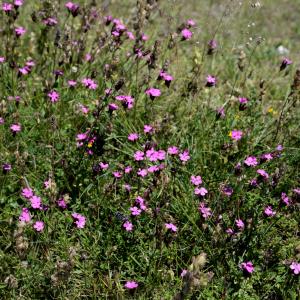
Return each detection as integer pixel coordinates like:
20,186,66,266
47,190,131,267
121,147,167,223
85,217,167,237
0,0,299,299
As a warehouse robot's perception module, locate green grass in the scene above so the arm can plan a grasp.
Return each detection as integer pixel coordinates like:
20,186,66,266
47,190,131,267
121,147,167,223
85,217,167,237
0,0,300,299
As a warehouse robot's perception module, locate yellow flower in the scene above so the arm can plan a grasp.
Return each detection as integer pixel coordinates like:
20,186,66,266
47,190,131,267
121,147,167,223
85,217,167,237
228,131,232,137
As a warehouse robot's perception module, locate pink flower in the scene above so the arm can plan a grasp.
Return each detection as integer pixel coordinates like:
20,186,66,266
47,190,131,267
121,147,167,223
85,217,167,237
194,187,208,197
0,57,5,63
208,39,217,53
226,228,234,235
130,206,142,216
186,19,196,26
280,57,292,71
76,133,88,141
124,281,138,289
148,165,159,173
48,90,60,103
78,104,89,114
257,169,269,179
137,168,148,177
57,198,67,209
179,150,190,162
281,192,290,206
19,208,31,223
168,146,179,155
180,269,188,277
264,206,276,217
14,0,23,7
235,219,245,230
126,31,135,40
206,75,216,87
72,213,86,228
244,156,258,167
230,130,243,141
239,97,248,104
85,53,92,62
81,78,98,90
141,33,148,41
2,3,13,12
99,162,109,170
108,103,119,111
21,188,33,199
144,124,153,134
136,196,147,210
15,27,26,37
240,261,254,274
124,166,132,174
43,17,58,26
123,221,133,231
65,1,80,16
159,71,174,87
198,202,212,219
10,123,21,133
128,133,139,141
30,195,42,209
145,88,161,99
221,186,233,197
190,175,202,186
181,28,192,40
134,150,144,161
165,223,177,232
68,80,77,87
113,171,122,178
293,188,300,195
33,221,44,232
290,262,300,275
261,153,273,161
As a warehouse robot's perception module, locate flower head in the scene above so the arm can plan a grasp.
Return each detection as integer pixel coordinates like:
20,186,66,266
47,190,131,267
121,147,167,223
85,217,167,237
134,150,144,161
19,208,31,223
15,27,26,37
128,133,139,141
244,156,258,167
190,175,202,186
194,187,208,197
257,169,269,179
264,206,276,217
181,28,192,40
290,262,300,275
48,90,60,103
124,281,138,289
30,195,42,209
130,206,142,216
165,223,177,232
144,124,153,134
10,123,21,133
179,150,190,162
123,221,133,231
2,2,13,12
280,57,292,71
168,146,179,155
33,221,44,232
198,202,212,219
206,75,216,87
240,261,254,274
145,88,161,100
235,219,245,230
72,213,86,228
229,130,243,141
21,188,33,199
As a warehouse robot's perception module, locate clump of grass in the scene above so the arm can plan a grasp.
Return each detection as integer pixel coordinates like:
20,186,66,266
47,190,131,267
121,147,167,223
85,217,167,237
0,0,299,299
